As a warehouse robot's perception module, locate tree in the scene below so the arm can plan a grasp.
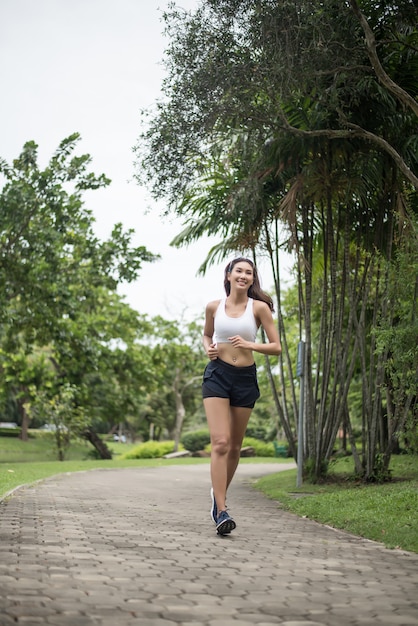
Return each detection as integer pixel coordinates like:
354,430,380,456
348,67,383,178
31,384,89,461
146,316,207,450
373,233,418,461
0,135,160,450
135,0,417,481
135,0,417,198
0,347,53,441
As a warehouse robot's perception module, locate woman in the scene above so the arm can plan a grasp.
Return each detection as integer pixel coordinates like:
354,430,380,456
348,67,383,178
202,257,282,535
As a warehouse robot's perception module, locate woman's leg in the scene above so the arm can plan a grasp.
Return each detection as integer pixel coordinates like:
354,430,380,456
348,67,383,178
227,406,253,488
203,396,231,513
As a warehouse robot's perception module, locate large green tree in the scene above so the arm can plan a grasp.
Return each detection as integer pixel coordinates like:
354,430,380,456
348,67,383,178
135,0,417,481
144,316,207,449
0,135,160,449
0,134,156,339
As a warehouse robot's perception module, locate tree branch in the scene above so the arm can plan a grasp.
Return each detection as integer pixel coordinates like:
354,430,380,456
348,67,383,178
349,0,418,118
276,111,418,190
316,64,372,77
345,121,418,189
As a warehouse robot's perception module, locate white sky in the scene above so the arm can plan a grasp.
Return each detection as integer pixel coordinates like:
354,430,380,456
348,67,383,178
0,0,293,321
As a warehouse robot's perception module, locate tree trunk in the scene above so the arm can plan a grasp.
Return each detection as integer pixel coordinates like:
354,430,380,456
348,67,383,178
265,221,298,444
173,378,185,453
83,428,112,459
263,345,297,460
17,395,29,442
172,371,200,452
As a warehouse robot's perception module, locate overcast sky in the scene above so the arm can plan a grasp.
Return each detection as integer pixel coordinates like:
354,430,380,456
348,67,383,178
0,0,293,321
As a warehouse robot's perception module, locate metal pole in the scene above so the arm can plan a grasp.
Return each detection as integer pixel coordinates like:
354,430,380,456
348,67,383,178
296,341,305,488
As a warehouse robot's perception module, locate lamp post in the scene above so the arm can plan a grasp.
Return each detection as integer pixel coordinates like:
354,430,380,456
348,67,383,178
296,340,305,488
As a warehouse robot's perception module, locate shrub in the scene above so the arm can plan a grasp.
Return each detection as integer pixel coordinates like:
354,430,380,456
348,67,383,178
84,448,103,460
29,429,57,441
204,437,276,457
122,440,178,459
303,457,329,483
245,426,269,441
242,437,275,457
0,427,21,437
181,429,211,452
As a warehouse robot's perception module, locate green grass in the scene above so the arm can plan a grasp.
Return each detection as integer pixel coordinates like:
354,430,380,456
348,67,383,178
0,433,143,463
254,454,418,553
0,434,287,497
0,433,92,462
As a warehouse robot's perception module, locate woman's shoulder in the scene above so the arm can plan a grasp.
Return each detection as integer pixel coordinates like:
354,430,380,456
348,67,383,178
252,298,273,317
252,297,269,308
206,298,222,313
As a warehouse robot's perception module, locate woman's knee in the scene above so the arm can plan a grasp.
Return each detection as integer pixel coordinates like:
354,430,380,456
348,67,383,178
229,441,242,458
211,436,230,456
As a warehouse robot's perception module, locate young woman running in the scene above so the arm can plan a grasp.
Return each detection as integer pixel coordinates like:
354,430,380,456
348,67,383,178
202,257,282,535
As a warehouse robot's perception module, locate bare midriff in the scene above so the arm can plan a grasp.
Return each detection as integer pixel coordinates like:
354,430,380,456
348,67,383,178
217,343,255,367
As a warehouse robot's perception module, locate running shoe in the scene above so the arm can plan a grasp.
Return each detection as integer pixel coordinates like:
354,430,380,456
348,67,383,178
216,510,236,535
210,487,218,524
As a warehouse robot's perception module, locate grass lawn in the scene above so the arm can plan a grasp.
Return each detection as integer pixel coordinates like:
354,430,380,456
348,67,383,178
0,433,287,497
0,432,94,463
254,454,418,553
1,435,417,553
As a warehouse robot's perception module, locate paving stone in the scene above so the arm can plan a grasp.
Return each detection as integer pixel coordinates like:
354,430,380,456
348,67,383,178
0,463,417,626
281,622,327,626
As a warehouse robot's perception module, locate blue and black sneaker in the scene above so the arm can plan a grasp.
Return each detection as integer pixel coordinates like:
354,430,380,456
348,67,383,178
210,487,218,525
216,510,236,535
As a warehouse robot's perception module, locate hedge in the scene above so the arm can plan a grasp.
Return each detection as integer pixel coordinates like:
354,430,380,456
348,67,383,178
0,427,22,437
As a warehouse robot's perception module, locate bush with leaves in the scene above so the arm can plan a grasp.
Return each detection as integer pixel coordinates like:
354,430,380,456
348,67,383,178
0,427,21,438
122,440,180,459
241,437,275,457
181,429,211,452
204,436,276,457
245,425,269,442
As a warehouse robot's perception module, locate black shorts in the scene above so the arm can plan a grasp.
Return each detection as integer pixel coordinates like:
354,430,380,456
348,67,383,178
202,358,260,408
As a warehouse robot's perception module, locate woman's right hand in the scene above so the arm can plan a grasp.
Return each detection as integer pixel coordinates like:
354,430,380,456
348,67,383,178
207,342,218,360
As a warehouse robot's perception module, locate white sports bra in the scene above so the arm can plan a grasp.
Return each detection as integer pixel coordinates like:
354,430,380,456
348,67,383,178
213,298,258,344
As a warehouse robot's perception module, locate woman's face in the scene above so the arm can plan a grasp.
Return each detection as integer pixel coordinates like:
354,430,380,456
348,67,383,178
228,261,254,290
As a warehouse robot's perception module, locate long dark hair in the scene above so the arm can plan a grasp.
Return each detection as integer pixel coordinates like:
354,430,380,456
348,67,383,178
224,257,274,311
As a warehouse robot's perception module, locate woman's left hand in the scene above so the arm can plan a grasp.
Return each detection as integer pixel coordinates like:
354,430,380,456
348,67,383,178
228,335,251,350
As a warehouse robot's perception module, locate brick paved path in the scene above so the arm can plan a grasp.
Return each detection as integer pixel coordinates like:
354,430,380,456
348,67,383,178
0,463,417,626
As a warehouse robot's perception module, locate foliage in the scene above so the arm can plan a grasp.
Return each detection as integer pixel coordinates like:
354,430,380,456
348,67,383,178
244,425,269,442
121,440,180,459
0,134,157,335
135,0,418,483
181,429,211,452
136,0,418,202
303,457,330,484
139,316,208,449
362,453,392,484
0,428,21,438
0,134,162,450
403,413,418,454
373,238,418,457
241,437,275,457
29,384,89,461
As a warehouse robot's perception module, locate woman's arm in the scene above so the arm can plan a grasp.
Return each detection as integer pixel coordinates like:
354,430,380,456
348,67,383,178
203,300,219,359
228,301,282,356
